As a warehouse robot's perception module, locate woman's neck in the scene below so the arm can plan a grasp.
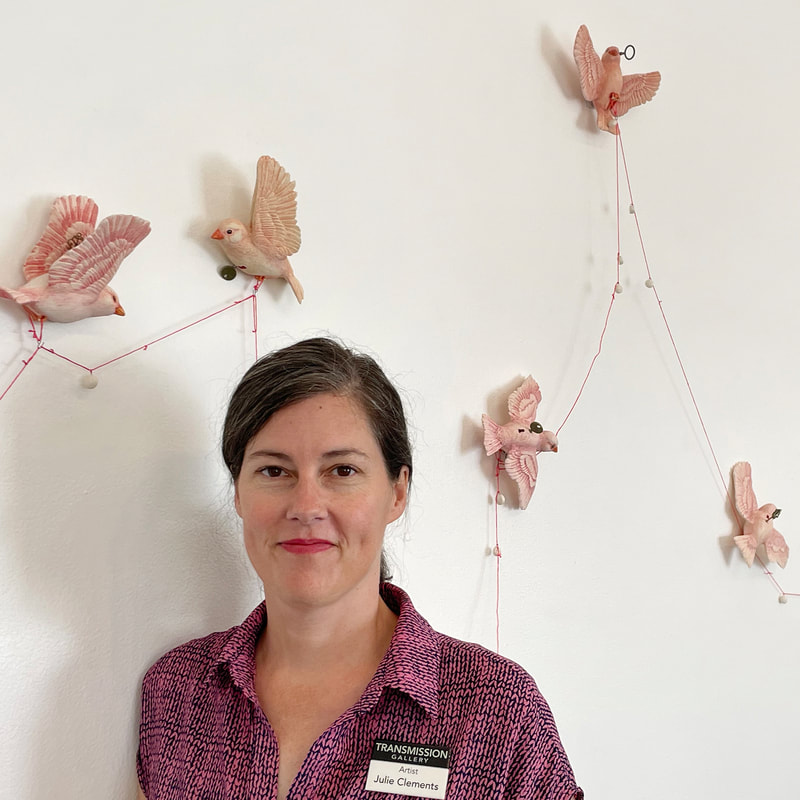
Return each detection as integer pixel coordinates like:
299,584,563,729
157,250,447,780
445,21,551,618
258,584,397,676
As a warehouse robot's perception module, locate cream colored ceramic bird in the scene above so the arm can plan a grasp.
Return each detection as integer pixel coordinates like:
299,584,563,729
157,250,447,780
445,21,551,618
573,24,661,134
482,376,558,510
0,195,150,323
732,461,789,568
211,156,304,303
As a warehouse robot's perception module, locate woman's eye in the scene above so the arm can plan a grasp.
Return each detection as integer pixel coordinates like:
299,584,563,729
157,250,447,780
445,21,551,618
333,465,356,477
261,466,285,478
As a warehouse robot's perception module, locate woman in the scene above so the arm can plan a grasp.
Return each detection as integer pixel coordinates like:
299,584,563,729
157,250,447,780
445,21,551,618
137,337,582,800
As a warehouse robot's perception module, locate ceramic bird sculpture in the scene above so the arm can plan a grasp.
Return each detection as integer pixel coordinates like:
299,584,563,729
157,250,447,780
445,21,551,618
573,24,661,134
482,376,558,509
0,195,150,323
211,155,304,303
732,461,789,568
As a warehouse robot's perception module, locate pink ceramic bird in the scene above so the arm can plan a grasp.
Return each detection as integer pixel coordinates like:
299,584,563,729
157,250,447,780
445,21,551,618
211,155,304,303
482,376,558,509
0,195,150,323
732,461,788,568
573,24,661,134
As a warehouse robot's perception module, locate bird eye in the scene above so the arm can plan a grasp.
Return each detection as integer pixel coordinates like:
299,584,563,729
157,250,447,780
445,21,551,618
530,422,543,433
226,229,233,235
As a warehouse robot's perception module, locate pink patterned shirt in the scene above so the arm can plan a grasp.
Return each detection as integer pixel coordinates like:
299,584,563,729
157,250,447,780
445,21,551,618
138,584,582,799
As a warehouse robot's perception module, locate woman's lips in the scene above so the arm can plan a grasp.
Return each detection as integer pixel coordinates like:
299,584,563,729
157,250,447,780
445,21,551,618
279,539,335,554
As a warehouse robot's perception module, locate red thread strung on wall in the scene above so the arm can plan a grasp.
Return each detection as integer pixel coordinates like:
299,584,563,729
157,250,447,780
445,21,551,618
0,285,260,401
493,453,504,654
554,119,797,601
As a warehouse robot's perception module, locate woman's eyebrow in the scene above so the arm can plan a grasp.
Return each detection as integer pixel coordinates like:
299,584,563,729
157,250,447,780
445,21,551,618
243,448,370,462
322,449,369,459
244,449,291,462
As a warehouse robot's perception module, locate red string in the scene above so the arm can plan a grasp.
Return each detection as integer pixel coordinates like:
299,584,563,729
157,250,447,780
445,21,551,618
615,122,622,284
616,123,793,601
41,348,92,371
90,292,257,371
1,287,259,399
556,291,615,436
0,346,41,402
493,454,504,653
251,291,259,361
556,128,624,435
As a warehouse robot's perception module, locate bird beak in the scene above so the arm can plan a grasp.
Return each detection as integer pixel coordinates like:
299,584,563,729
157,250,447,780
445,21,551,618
552,446,558,452
115,305,126,316
772,509,782,519
211,229,224,240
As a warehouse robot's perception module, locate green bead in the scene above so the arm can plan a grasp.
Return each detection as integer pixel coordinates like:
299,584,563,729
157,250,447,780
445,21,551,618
218,265,237,281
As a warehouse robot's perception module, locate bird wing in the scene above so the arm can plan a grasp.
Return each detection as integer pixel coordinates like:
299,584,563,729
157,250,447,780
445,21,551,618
765,529,789,569
616,71,661,116
47,215,151,299
573,25,603,102
507,375,542,424
505,449,538,510
22,196,99,281
250,156,301,258
732,461,758,522
734,534,758,567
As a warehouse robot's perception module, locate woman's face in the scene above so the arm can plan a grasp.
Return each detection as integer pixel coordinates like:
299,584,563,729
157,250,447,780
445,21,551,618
235,393,408,609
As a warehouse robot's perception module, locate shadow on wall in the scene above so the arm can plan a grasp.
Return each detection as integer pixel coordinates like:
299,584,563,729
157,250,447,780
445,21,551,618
2,354,256,799
539,25,596,134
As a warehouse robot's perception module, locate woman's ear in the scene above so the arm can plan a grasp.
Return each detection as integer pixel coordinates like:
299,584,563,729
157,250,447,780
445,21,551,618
388,465,410,522
234,483,242,518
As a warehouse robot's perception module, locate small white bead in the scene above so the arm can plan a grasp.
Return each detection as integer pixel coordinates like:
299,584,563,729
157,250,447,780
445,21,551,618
615,282,623,294
629,203,635,214
496,493,506,505
493,545,502,557
81,373,99,389
778,594,788,604
618,254,624,265
645,278,654,288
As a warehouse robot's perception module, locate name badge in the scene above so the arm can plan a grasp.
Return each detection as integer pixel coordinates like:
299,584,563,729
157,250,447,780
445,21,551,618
364,738,450,799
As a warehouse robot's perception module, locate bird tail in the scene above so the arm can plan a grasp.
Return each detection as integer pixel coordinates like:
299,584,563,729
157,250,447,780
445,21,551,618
482,415,503,456
285,265,304,303
0,285,40,304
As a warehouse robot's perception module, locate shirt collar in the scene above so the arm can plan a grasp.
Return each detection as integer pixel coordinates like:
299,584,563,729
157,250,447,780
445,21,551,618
212,601,265,706
373,582,441,717
211,583,441,717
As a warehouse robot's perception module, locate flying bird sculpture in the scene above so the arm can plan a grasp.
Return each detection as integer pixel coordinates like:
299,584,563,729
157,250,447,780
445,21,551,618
732,461,789,568
211,155,304,303
0,195,150,323
573,24,661,134
482,376,558,510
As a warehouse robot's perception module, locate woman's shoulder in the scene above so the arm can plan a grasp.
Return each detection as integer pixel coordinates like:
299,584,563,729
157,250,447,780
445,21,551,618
144,628,231,681
386,583,541,701
436,630,542,697
143,603,265,687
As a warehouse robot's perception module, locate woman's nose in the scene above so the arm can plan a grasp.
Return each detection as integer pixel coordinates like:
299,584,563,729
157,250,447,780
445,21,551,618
286,477,327,523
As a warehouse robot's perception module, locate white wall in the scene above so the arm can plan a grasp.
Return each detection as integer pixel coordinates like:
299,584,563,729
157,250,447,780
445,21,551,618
1,2,798,798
